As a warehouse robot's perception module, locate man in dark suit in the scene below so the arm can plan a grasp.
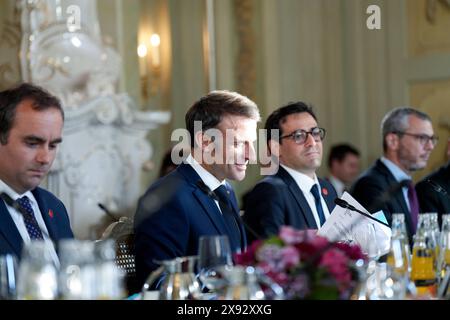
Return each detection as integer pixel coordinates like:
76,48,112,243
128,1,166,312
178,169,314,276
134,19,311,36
0,83,73,260
416,160,450,225
326,143,361,197
351,107,437,243
134,90,260,289
243,102,337,242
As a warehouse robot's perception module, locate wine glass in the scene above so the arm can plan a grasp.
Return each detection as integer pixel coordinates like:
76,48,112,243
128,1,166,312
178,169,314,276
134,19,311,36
197,235,233,293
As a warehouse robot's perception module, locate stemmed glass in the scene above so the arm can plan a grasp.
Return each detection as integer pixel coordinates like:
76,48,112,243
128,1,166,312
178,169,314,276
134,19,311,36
197,235,233,294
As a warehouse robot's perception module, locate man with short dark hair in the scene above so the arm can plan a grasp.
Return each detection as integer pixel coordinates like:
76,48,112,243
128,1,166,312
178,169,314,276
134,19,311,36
351,107,437,242
243,102,337,241
327,143,360,196
134,90,260,289
0,83,74,260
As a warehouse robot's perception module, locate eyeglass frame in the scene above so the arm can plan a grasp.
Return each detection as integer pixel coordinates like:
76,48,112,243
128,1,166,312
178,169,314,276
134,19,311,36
280,127,326,145
392,131,439,146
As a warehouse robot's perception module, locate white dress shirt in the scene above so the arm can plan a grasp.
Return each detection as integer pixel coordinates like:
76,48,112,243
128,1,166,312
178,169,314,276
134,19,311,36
281,164,331,229
328,175,345,197
0,179,60,266
380,157,412,212
185,154,227,213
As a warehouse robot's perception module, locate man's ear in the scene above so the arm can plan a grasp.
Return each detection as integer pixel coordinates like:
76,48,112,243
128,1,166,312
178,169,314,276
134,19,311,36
386,133,399,150
194,131,213,151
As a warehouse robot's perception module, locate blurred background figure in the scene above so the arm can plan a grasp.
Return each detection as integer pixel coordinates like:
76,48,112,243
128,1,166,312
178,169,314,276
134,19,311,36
158,144,190,178
326,143,361,197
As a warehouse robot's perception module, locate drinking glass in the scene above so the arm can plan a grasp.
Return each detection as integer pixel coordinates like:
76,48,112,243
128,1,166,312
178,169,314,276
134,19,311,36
0,254,19,299
197,235,233,292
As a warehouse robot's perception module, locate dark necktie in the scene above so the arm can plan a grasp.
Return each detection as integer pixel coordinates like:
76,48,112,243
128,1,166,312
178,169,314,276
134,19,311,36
310,184,326,227
407,181,420,234
16,196,44,240
214,185,244,252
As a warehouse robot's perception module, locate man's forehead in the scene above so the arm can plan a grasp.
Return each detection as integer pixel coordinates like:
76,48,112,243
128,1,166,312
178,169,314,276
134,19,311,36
408,115,433,131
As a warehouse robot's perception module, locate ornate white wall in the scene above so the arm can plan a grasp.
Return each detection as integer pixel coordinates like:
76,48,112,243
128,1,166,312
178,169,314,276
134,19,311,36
18,0,170,239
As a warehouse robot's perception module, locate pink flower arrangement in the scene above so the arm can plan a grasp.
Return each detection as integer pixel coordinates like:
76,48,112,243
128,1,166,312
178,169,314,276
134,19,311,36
234,226,366,300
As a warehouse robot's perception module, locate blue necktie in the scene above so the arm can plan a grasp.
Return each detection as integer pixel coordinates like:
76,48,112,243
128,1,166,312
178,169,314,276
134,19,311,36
214,185,244,252
16,196,44,240
310,184,326,227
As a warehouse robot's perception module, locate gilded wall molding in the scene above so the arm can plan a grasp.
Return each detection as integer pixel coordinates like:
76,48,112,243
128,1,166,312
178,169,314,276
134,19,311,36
426,0,450,23
234,0,255,99
0,4,21,89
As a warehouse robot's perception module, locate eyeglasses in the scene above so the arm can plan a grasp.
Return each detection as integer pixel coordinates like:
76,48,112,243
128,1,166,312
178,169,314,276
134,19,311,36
394,131,439,146
280,127,326,145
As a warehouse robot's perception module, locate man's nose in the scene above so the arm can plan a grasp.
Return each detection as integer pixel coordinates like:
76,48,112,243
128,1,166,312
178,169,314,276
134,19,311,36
247,143,256,162
304,133,317,147
36,147,51,164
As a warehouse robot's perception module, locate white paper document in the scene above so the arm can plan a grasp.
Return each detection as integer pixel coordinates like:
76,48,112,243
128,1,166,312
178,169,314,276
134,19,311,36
317,192,391,258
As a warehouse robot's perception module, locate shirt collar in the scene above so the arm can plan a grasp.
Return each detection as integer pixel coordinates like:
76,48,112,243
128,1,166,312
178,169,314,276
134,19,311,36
0,179,34,201
380,157,411,182
280,164,319,193
185,154,225,191
329,175,345,194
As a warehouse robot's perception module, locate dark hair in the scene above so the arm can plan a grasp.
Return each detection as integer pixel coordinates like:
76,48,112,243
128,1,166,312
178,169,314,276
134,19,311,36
0,83,64,144
264,101,317,144
327,143,360,168
185,90,260,147
158,146,187,178
381,107,431,152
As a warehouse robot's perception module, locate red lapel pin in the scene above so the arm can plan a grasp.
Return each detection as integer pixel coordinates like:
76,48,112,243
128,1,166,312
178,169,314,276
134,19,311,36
48,209,54,218
322,188,328,196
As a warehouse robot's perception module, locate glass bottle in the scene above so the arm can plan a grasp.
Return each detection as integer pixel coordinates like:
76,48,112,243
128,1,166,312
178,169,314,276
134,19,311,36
58,239,96,300
17,241,58,300
425,213,440,266
438,214,450,280
410,214,437,297
94,239,125,299
386,213,411,276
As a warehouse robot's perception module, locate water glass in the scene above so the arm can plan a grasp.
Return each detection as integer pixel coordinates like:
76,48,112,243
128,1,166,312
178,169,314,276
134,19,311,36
197,235,233,291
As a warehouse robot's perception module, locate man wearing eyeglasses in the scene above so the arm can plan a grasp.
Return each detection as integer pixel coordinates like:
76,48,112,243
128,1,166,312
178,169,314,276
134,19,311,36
351,107,437,243
243,102,337,241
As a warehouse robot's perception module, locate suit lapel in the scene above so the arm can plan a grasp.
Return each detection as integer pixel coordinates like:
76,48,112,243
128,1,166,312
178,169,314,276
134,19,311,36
0,199,24,256
376,160,414,233
278,167,318,229
31,188,59,242
178,164,230,236
319,179,335,212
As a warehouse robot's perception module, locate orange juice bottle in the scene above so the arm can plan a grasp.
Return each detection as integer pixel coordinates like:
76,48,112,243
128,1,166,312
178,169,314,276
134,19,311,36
410,215,437,297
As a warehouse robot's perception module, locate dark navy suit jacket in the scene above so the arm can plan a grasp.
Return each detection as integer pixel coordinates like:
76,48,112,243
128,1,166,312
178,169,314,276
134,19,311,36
242,166,337,242
0,187,74,258
416,161,450,226
350,159,415,244
134,163,247,289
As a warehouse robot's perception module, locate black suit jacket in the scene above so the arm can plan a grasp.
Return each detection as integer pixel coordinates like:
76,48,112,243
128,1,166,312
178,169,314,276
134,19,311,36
0,187,74,258
416,161,450,225
242,166,337,242
350,159,414,243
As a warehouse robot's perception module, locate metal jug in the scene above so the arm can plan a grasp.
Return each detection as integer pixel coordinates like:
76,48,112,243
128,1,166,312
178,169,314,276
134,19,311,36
221,265,284,300
142,256,201,300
